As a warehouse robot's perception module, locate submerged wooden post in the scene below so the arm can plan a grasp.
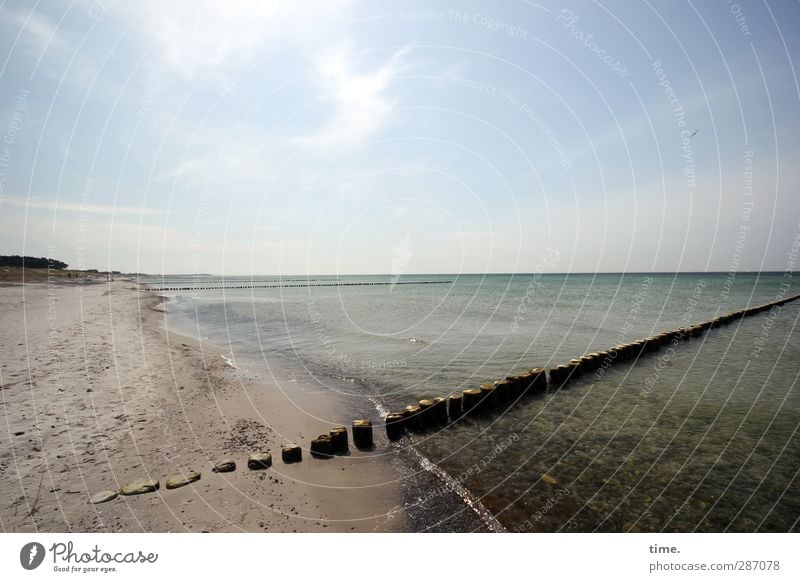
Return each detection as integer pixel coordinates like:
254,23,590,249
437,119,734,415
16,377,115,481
448,393,463,420
549,365,570,387
493,379,511,403
479,383,497,411
505,375,522,399
529,368,547,392
433,396,448,424
404,404,422,430
569,358,584,376
418,399,435,427
462,388,482,414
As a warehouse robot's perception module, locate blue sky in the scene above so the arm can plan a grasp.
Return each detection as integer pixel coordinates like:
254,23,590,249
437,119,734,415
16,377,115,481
0,0,798,275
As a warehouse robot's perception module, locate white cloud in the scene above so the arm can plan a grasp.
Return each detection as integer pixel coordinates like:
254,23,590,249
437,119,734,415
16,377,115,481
3,196,162,216
2,8,63,55
155,159,203,183
295,45,411,149
135,1,355,81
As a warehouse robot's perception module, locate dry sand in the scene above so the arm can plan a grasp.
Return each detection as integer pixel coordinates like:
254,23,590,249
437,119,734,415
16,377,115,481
0,279,406,532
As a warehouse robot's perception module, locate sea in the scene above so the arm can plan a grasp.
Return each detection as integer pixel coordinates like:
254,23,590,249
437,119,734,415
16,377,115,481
143,272,800,532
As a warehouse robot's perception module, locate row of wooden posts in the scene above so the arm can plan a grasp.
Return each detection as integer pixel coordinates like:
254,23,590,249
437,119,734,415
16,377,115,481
221,292,800,461
379,293,800,441
147,281,452,292
275,293,800,448
93,293,797,503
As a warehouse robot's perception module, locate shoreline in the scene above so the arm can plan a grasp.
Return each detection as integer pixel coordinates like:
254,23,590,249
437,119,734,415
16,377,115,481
1,280,408,532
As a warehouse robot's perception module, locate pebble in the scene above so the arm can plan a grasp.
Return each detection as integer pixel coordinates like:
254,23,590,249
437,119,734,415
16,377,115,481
165,471,201,490
541,474,558,486
89,490,119,504
281,445,302,463
120,479,160,495
247,452,272,470
212,459,236,473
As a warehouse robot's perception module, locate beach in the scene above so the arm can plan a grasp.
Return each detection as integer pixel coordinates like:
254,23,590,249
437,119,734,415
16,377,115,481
0,278,406,533
3,273,798,533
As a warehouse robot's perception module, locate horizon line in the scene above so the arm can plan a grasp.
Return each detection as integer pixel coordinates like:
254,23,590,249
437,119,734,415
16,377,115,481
136,270,789,277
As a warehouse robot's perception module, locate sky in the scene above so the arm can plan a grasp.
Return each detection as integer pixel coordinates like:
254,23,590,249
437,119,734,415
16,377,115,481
0,0,798,275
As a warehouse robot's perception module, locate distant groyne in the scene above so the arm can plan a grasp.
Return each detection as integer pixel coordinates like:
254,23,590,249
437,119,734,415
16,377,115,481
145,280,453,292
385,291,800,434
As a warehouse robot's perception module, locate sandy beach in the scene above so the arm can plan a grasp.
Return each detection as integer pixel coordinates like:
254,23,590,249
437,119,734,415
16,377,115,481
0,278,406,532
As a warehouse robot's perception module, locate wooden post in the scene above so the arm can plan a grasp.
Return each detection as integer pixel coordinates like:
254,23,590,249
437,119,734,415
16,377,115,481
281,444,302,463
493,379,511,403
330,426,349,453
352,419,374,449
448,393,463,420
433,396,449,424
462,389,482,414
385,413,405,440
310,435,334,457
418,399,435,427
479,383,496,411
529,368,547,392
404,404,422,431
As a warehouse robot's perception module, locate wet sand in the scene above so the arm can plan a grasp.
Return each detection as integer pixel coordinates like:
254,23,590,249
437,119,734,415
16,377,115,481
0,279,406,532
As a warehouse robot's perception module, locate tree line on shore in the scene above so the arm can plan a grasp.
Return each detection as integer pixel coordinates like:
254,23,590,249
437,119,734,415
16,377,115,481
0,255,68,270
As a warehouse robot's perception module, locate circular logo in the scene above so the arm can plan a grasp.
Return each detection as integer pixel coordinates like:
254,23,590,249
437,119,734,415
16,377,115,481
20,542,46,570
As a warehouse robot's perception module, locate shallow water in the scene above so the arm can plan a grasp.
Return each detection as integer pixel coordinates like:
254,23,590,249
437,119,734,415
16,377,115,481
150,273,800,532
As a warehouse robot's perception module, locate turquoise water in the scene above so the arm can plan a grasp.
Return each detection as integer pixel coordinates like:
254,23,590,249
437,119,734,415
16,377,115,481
150,273,800,532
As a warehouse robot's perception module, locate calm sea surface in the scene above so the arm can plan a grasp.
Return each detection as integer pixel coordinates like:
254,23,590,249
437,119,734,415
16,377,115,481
147,273,800,532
